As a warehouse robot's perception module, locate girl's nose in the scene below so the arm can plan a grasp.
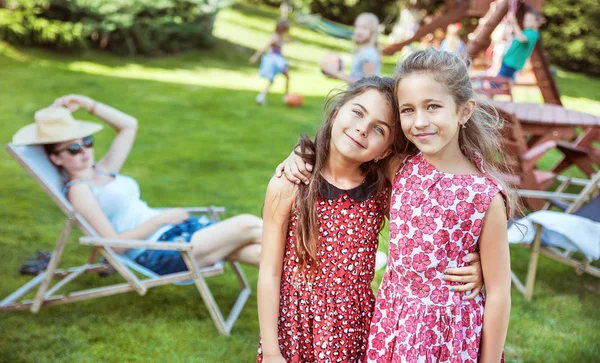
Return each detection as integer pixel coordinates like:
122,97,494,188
355,120,368,137
414,110,430,128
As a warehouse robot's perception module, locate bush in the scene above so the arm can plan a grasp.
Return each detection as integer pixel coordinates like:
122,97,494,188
250,0,399,29
542,0,600,76
309,0,398,27
0,1,88,50
0,0,224,56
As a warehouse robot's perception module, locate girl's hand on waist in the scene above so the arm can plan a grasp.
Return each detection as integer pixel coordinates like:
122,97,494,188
157,208,190,226
274,149,313,185
442,252,483,300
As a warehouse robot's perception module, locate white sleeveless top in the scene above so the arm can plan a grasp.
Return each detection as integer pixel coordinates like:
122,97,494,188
65,173,171,259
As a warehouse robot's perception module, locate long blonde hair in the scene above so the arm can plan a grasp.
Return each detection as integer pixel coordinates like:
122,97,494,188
395,49,517,216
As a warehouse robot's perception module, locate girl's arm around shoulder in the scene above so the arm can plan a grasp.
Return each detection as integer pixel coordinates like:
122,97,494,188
265,174,297,212
479,194,511,363
257,176,296,359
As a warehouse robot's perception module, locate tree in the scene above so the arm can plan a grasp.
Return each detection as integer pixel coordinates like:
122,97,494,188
542,0,600,75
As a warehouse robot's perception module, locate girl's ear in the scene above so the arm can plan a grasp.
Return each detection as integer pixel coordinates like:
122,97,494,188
460,99,477,125
378,148,392,161
49,153,62,167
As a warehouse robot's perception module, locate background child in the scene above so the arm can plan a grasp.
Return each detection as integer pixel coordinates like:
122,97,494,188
366,49,512,362
257,76,400,362
250,19,292,106
324,13,381,83
440,23,466,57
497,8,545,80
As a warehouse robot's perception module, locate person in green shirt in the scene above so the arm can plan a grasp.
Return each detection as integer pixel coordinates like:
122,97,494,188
497,9,545,80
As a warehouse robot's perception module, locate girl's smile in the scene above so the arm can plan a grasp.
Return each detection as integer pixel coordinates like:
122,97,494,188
344,133,366,148
413,132,437,141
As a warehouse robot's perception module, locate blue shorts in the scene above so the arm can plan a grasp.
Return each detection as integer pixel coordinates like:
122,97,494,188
134,217,215,275
498,63,517,80
258,53,288,82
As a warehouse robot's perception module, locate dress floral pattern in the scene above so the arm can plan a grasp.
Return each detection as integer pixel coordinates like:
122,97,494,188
257,176,388,363
366,153,505,363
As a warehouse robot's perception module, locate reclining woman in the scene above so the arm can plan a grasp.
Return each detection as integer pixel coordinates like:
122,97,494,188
12,94,262,274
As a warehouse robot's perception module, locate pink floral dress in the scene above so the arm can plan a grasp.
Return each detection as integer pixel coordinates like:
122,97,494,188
257,175,388,362
365,153,506,363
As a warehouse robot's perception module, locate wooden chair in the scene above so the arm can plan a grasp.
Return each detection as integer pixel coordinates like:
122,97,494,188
0,144,251,335
497,109,557,210
511,172,600,301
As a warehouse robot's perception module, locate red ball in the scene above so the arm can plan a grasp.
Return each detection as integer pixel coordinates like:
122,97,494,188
285,93,303,107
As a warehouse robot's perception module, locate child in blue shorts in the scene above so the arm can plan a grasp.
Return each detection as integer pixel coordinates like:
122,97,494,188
250,20,292,106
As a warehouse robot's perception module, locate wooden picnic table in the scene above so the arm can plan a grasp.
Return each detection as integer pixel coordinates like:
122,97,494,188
489,101,600,148
484,101,599,208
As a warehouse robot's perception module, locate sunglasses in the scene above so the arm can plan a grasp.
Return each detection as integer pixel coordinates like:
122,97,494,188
54,136,94,155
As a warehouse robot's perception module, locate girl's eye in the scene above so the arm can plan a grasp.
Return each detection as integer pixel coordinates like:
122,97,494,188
400,108,413,114
353,109,363,117
374,126,385,135
427,104,441,110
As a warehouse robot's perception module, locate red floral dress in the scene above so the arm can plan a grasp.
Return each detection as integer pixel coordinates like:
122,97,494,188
257,175,388,363
365,153,506,363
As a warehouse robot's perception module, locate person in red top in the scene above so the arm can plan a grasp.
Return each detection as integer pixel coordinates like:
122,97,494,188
257,76,401,362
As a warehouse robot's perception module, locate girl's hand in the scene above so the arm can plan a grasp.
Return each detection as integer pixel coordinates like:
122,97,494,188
263,353,287,363
443,252,483,300
157,208,190,225
249,54,260,64
274,150,313,185
52,94,95,113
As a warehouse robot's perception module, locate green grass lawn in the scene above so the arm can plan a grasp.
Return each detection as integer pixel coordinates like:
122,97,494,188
0,2,599,362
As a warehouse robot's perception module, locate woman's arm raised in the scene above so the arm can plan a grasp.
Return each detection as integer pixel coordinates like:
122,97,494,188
52,94,138,174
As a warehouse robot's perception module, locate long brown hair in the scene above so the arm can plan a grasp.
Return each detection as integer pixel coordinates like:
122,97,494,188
293,76,403,274
394,48,518,216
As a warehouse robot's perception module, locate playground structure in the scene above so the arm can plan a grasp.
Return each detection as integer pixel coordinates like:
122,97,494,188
382,0,561,106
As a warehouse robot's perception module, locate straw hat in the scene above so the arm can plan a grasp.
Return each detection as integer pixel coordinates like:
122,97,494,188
12,107,103,146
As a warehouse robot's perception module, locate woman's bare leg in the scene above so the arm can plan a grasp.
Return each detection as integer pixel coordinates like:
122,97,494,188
189,214,262,267
227,244,262,267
